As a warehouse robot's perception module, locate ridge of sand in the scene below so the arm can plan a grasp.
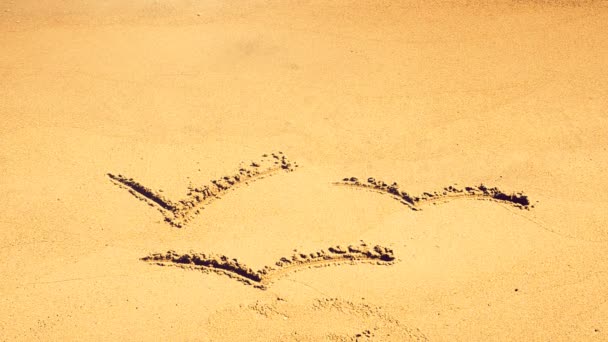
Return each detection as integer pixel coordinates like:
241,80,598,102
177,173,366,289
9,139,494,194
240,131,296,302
334,177,532,210
108,152,298,227
142,242,395,289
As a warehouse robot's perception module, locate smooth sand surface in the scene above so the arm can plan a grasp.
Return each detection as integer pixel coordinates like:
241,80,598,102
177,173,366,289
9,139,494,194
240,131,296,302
1,1,608,340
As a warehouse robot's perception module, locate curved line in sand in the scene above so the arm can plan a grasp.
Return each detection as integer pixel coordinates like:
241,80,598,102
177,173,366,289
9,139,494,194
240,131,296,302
334,177,532,211
141,242,395,290
107,152,298,227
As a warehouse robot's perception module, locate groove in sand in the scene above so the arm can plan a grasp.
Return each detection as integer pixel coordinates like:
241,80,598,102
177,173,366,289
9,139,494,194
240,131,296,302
141,242,395,289
334,177,532,210
108,152,298,227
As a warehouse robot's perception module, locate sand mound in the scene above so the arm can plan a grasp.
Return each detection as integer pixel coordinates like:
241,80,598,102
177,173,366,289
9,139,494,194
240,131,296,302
207,297,428,341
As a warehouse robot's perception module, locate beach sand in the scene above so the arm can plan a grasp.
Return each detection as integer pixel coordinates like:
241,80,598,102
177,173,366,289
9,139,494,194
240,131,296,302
1,1,607,340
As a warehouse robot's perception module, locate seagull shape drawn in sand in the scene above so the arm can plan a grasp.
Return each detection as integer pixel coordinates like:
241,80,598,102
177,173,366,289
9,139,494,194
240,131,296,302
142,242,396,290
107,152,298,227
334,177,532,211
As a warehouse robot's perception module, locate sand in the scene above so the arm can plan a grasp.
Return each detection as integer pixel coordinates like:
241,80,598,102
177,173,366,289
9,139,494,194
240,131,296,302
1,0,608,341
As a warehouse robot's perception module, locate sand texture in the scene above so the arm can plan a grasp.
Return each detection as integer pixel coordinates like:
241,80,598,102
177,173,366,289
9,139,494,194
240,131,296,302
1,0,608,341
142,242,395,289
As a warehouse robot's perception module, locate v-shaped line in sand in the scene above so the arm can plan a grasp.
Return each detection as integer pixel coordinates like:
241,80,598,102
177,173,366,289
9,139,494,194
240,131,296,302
108,152,298,227
334,177,532,211
142,242,395,290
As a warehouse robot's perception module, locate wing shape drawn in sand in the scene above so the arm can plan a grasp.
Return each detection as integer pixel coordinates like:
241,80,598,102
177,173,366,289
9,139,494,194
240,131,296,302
334,177,532,211
108,152,298,227
141,242,395,289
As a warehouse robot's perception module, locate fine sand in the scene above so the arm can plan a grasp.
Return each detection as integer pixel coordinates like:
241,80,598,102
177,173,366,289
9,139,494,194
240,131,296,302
1,1,608,341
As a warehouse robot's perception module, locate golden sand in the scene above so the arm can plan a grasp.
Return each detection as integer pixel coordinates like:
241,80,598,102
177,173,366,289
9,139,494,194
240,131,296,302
1,1,607,340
